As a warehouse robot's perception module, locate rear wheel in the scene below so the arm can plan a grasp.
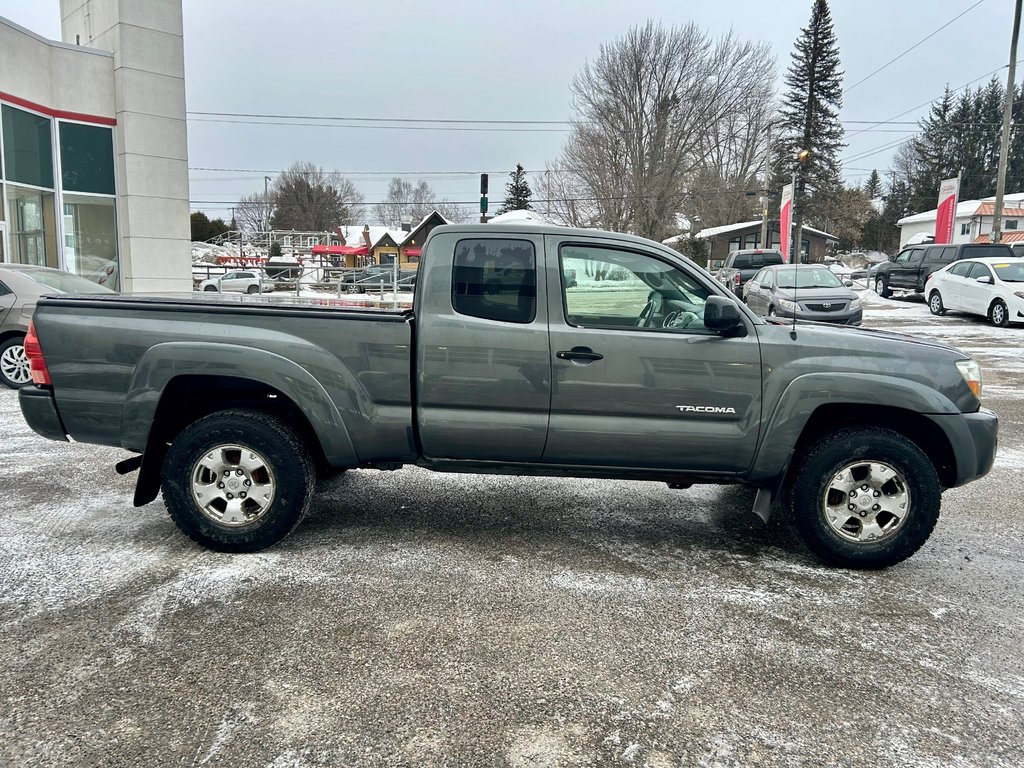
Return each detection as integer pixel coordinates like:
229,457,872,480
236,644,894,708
0,336,31,389
990,299,1010,327
789,427,940,569
768,306,778,318
874,277,891,298
203,285,218,292
928,291,945,315
160,410,315,552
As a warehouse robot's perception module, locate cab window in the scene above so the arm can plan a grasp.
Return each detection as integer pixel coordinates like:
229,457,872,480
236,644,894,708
560,245,711,333
451,239,537,324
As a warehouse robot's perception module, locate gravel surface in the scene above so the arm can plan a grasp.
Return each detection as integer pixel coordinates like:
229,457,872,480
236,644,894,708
1,294,1022,767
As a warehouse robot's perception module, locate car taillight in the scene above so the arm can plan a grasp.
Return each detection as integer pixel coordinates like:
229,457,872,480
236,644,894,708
734,273,742,285
23,321,52,386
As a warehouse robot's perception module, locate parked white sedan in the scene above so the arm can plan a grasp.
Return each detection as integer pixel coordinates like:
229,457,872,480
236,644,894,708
199,270,274,294
925,256,1024,326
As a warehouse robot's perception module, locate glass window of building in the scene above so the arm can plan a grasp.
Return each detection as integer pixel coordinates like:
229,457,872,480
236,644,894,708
5,185,58,268
2,105,54,188
62,194,118,287
59,123,116,195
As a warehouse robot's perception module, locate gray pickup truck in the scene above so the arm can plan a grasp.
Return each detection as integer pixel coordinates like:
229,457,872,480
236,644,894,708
19,224,997,568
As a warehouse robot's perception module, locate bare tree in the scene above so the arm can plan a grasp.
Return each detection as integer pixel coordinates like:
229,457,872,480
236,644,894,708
558,22,777,241
270,161,365,231
234,191,273,234
536,164,599,228
374,177,469,226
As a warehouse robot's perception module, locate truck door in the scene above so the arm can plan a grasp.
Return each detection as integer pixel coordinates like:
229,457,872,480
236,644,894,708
892,248,924,288
541,236,762,472
415,232,551,461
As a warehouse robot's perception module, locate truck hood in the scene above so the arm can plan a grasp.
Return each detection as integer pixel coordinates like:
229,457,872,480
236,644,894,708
762,316,967,357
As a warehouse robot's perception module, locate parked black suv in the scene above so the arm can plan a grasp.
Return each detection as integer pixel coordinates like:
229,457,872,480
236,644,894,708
874,242,1015,297
715,248,786,297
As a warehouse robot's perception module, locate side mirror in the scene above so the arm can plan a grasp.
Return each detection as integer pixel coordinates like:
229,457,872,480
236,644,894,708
844,279,854,287
705,295,745,335
976,275,993,284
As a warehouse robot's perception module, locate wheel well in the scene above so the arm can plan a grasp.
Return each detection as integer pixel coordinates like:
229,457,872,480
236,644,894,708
988,297,1006,311
147,375,329,472
0,329,27,345
792,403,957,488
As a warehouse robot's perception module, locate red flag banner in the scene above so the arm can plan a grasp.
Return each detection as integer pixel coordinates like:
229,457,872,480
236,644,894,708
779,183,794,262
934,176,960,245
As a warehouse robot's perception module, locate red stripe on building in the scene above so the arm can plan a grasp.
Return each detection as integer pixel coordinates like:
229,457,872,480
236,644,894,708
0,90,116,126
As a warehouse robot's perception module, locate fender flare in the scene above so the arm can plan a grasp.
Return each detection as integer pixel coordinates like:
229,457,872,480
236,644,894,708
121,341,359,467
748,371,960,484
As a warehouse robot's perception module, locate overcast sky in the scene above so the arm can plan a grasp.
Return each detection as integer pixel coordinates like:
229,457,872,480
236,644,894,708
1,0,1017,221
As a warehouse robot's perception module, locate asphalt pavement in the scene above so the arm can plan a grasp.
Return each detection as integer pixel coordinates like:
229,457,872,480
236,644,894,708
1,293,1022,767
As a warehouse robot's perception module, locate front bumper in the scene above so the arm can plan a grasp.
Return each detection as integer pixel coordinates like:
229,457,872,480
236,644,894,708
772,306,864,325
926,408,998,487
18,385,69,442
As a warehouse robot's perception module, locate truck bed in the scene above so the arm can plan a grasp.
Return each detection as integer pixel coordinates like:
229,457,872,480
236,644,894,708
31,293,415,463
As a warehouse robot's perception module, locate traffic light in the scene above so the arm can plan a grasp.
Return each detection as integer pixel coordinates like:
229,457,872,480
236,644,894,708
480,195,488,214
480,174,488,195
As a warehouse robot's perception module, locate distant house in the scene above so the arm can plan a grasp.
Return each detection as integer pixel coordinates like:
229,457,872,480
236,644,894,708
333,211,450,268
684,220,838,265
897,192,1024,247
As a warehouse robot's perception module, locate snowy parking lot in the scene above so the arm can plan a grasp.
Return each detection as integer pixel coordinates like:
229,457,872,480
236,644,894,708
1,293,1023,767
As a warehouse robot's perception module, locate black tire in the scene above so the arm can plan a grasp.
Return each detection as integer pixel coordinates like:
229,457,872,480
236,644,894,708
160,410,315,552
246,284,259,295
0,335,31,389
768,306,777,318
990,299,1010,328
788,427,941,569
203,285,218,292
928,291,945,315
874,276,891,298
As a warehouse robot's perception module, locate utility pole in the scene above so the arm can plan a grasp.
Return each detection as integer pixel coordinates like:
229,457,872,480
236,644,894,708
992,0,1022,243
264,176,272,235
760,125,772,249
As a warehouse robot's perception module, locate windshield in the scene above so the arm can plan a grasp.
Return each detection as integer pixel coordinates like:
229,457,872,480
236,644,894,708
775,267,843,289
993,261,1024,282
22,270,116,294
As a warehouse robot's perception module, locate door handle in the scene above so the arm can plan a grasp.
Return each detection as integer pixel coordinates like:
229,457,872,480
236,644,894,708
556,346,604,363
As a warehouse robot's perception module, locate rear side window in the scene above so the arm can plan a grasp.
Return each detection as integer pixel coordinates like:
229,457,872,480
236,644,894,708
926,246,956,262
0,280,11,297
452,239,537,324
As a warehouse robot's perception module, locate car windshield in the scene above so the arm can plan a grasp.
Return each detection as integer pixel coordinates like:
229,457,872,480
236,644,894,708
775,267,843,289
21,270,116,294
993,261,1024,282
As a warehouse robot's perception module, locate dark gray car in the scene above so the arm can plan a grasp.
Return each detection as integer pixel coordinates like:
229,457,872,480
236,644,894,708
0,264,115,388
743,264,863,325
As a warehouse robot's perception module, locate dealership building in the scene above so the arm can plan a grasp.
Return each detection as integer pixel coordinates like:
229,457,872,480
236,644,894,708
0,0,190,291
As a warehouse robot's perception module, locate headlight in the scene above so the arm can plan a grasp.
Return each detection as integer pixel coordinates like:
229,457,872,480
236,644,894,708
849,296,862,310
778,298,799,312
956,359,983,400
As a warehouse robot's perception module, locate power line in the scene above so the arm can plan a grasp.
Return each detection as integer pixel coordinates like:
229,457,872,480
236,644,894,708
187,111,575,125
843,0,987,94
844,60,1019,141
188,117,568,133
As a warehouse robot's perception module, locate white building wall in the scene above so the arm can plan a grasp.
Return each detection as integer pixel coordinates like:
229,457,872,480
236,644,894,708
898,215,976,248
59,0,191,293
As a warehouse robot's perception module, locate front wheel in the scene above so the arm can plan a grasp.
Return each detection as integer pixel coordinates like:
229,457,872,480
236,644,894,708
788,427,940,569
874,277,891,298
990,300,1010,327
928,291,945,315
0,336,31,389
246,284,259,295
160,410,315,552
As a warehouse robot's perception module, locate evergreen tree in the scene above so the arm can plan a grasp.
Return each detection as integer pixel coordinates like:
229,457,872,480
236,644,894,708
862,169,882,200
498,164,533,214
772,0,844,250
